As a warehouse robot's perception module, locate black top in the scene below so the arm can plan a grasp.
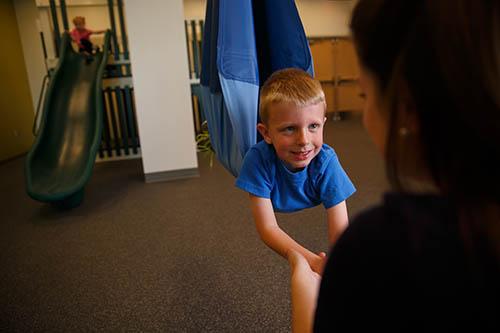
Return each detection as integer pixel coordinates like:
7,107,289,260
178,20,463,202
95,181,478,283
314,193,499,332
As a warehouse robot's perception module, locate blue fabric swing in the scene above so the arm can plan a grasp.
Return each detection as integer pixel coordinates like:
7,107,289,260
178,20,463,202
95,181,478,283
200,0,313,177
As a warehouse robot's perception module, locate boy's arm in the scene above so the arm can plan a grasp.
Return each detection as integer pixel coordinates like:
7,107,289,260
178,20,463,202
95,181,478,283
249,194,326,274
326,200,349,246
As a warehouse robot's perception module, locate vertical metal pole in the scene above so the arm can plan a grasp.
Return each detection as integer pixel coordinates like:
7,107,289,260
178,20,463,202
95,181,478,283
102,91,113,157
130,88,140,149
115,87,130,155
60,0,69,31
107,88,122,156
191,84,202,134
49,0,60,57
107,0,120,61
190,20,200,79
198,20,204,70
39,31,50,75
117,0,128,59
117,0,130,75
185,20,192,79
40,32,48,60
124,86,138,154
198,20,205,123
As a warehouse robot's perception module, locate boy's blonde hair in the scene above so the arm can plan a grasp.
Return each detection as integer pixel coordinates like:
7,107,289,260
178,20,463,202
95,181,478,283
73,16,85,26
259,68,326,124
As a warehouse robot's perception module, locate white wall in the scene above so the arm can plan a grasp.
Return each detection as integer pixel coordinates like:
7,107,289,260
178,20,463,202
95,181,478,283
182,0,356,36
37,7,56,59
14,0,47,113
124,0,198,175
296,0,356,37
183,0,206,20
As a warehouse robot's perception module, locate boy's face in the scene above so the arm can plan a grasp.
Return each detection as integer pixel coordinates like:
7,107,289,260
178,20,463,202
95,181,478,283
258,103,326,171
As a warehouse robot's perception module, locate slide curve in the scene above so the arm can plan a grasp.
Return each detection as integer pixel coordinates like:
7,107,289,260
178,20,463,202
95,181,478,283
26,31,111,208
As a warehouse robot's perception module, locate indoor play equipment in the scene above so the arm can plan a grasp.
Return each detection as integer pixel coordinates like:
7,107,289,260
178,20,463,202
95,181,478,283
200,0,313,177
25,31,111,208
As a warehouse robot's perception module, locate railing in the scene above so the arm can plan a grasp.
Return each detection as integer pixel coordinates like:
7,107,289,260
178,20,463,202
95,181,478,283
100,81,140,159
106,0,131,77
42,3,207,159
185,19,204,80
184,19,205,134
43,0,139,161
33,73,51,136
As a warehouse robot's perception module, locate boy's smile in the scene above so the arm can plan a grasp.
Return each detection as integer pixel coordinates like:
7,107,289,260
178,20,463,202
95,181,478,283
258,103,326,172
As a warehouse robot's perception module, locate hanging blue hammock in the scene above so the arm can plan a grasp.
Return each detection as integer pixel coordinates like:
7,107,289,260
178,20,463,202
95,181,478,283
200,0,313,177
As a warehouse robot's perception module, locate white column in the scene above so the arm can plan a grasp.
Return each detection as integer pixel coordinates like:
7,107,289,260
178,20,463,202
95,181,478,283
14,0,47,112
295,0,357,37
124,0,198,181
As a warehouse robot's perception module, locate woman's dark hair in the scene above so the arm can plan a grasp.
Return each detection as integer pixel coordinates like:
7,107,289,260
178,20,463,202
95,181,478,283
351,0,500,203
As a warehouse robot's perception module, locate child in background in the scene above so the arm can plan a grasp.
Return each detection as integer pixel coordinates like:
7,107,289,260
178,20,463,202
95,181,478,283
70,16,105,56
236,68,356,274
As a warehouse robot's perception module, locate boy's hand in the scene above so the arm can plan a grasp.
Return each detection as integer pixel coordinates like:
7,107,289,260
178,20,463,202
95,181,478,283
289,250,321,292
309,252,327,275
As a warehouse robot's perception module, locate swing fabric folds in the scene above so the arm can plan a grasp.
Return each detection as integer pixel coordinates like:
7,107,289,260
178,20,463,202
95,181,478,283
200,0,314,177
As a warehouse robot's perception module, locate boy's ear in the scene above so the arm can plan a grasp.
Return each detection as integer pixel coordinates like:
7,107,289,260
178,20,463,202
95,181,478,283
257,123,272,144
323,116,327,123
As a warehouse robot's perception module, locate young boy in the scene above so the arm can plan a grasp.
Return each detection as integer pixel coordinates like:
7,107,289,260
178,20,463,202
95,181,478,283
70,16,105,55
236,68,356,274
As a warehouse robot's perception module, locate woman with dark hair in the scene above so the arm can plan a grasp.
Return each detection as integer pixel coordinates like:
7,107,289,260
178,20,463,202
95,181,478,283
288,0,499,331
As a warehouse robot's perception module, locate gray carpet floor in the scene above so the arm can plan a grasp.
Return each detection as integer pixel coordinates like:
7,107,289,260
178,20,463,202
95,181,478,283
0,114,388,332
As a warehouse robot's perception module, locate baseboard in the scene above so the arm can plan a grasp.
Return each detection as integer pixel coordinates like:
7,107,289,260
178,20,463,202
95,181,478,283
144,167,199,183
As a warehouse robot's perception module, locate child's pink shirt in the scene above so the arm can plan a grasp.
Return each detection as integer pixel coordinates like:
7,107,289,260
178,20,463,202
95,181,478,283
70,28,92,48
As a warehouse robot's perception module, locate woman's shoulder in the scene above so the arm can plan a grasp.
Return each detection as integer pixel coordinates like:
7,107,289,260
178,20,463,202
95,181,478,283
323,193,457,305
351,193,452,227
319,193,498,332
337,193,454,254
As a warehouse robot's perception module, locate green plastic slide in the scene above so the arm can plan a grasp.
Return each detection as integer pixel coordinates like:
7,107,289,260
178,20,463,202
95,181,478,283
26,31,111,208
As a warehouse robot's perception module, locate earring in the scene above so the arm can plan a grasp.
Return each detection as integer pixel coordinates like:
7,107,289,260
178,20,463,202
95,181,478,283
399,127,410,137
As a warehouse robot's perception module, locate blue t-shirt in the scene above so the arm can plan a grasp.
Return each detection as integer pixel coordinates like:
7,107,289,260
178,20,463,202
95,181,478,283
235,141,356,212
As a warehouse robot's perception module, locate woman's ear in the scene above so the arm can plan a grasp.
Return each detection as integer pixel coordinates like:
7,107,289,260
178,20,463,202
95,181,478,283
257,123,272,144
